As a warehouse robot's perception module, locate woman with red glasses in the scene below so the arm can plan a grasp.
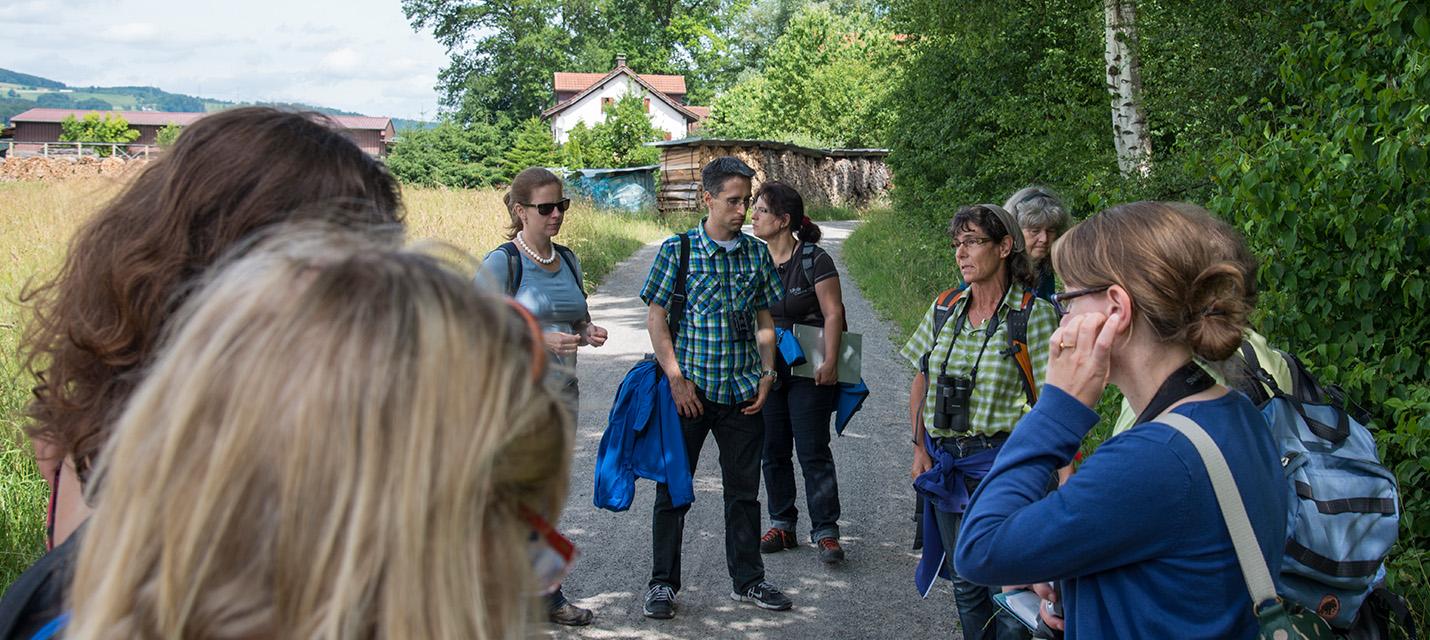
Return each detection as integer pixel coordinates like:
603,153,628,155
478,167,607,626
55,230,573,639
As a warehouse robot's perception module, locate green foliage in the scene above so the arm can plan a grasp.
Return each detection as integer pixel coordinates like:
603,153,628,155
503,117,560,178
559,96,663,169
706,4,907,147
35,92,70,107
155,123,183,147
385,118,510,189
72,97,110,110
402,0,748,122
0,67,64,89
58,114,140,155
1206,0,1429,621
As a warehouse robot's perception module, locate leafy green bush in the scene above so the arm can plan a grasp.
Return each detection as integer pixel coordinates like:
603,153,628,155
155,123,183,147
1207,0,1429,623
558,95,662,169
503,117,560,178
58,114,140,156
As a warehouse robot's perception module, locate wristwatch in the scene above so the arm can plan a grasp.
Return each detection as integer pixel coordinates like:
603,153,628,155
760,369,778,380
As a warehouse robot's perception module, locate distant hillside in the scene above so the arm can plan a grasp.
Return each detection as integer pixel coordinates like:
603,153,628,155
0,68,428,130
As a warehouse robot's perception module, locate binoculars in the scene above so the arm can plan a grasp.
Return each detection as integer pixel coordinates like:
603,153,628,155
933,374,975,433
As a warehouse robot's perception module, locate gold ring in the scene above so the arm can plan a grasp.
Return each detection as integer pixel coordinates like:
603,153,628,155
1059,341,1076,349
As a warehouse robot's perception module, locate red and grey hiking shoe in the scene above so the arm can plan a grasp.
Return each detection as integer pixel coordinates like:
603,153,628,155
816,537,846,564
759,527,797,553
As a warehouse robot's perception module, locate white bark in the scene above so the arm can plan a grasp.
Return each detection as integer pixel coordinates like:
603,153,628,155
1104,0,1152,178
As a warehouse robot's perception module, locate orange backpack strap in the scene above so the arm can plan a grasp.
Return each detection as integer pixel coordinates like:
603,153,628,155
919,286,967,375
1005,291,1039,405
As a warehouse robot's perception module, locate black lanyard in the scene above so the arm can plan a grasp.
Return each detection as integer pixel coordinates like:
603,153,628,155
936,289,1006,381
1134,360,1216,425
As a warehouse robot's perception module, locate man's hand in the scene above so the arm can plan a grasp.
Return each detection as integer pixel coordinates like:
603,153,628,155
544,331,581,357
1032,582,1065,632
741,375,775,414
911,445,933,480
814,360,838,386
669,375,703,418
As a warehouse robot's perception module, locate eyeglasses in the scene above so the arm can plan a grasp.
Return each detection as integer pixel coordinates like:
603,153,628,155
1051,284,1112,315
520,505,579,595
951,236,993,250
521,199,571,216
724,196,753,209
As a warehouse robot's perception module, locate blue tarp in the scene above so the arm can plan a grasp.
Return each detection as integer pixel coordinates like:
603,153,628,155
566,165,658,212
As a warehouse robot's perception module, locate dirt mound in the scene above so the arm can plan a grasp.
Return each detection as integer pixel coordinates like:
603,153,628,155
0,157,149,182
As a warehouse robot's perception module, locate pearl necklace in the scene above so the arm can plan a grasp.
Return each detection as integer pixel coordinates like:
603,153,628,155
515,232,557,265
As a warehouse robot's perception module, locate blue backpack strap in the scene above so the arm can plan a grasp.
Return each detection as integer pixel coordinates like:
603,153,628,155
496,242,522,296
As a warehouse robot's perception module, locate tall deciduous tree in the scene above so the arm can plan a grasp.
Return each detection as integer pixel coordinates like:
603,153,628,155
1104,0,1152,177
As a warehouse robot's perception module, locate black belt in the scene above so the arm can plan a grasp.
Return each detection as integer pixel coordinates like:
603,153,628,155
934,431,1008,453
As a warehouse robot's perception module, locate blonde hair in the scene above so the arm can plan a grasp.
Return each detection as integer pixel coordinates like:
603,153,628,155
66,228,571,639
1052,201,1253,362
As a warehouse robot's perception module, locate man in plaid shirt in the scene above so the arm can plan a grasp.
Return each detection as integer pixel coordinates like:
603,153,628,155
637,157,792,619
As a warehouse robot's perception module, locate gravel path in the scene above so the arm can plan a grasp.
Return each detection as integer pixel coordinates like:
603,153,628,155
551,220,960,639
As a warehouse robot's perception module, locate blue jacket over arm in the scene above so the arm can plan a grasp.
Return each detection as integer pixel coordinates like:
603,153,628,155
594,359,694,511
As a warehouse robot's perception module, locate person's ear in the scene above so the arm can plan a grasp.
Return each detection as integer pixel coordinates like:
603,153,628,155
999,236,1013,258
702,190,713,209
1106,284,1135,335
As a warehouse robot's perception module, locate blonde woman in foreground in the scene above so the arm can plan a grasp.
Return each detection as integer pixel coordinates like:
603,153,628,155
55,230,572,639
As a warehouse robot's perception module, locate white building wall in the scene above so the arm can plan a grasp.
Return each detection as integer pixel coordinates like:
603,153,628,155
549,75,688,145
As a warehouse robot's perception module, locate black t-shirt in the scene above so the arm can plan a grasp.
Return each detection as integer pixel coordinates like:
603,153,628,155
769,243,839,329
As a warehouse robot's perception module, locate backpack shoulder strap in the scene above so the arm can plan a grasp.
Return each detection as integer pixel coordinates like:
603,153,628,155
552,243,586,298
1236,340,1275,406
667,233,692,338
919,286,966,375
1003,290,1039,406
496,242,522,296
798,242,818,289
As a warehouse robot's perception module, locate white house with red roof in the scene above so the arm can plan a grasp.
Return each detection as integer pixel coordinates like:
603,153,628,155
542,55,708,144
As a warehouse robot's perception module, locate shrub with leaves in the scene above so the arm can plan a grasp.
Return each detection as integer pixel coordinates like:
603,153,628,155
385,118,509,188
58,114,140,156
503,117,560,178
155,123,183,147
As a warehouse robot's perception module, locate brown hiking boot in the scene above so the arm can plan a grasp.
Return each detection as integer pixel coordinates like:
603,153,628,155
759,527,797,553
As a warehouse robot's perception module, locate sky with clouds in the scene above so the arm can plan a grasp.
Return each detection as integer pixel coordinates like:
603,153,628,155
1,0,452,120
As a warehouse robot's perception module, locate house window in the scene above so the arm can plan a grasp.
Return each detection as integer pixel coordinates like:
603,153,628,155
602,97,614,109
663,132,672,141
643,98,651,112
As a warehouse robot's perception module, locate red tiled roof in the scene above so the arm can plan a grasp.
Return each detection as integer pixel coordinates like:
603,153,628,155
686,106,711,120
10,108,392,132
544,68,700,122
554,72,686,95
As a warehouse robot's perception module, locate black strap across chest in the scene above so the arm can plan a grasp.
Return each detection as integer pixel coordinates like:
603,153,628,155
1135,360,1216,425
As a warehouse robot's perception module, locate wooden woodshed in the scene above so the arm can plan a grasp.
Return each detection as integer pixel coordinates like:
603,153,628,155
650,138,891,214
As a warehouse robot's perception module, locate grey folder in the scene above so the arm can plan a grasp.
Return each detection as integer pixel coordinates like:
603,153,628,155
790,324,862,384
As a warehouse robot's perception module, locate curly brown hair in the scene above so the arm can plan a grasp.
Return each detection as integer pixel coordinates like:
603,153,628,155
19,107,404,480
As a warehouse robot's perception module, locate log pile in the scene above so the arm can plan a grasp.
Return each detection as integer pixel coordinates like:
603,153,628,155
0,157,148,182
653,139,892,214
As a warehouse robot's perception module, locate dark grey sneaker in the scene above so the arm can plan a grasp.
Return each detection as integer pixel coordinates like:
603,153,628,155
548,602,594,626
816,537,846,564
643,584,677,619
731,580,793,611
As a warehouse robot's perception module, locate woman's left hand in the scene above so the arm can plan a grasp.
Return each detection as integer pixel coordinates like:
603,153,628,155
1047,311,1120,408
814,360,838,386
582,323,609,348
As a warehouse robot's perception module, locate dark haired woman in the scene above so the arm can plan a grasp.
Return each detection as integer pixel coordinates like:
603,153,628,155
749,182,848,564
901,204,1058,640
1,107,403,639
954,202,1287,638
478,166,606,626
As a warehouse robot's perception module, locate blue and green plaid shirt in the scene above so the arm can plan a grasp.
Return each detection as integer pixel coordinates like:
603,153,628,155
640,223,784,404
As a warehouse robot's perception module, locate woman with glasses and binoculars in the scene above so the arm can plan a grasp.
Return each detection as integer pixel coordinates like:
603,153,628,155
479,167,608,626
901,204,1059,640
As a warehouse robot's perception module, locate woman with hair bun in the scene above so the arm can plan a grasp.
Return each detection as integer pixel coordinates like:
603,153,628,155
748,181,849,564
954,202,1288,639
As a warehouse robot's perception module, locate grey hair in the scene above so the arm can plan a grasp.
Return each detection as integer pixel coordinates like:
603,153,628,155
701,156,755,196
1004,186,1071,233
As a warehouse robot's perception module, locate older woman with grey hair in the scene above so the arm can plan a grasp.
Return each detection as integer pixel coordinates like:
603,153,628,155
1003,186,1071,300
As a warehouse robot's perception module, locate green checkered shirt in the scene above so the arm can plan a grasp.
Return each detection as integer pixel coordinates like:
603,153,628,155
900,284,1059,438
641,224,784,404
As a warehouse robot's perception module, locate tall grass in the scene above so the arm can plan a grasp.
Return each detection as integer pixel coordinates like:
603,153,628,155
0,178,673,588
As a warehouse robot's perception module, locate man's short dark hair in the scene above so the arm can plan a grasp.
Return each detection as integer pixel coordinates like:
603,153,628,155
701,156,755,196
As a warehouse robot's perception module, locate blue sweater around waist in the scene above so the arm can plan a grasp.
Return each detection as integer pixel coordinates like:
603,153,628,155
955,385,1287,640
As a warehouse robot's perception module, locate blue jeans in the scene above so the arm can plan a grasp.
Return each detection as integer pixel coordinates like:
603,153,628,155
761,377,841,541
932,435,1029,640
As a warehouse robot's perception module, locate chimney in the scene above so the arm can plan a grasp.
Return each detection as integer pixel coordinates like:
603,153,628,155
615,54,627,68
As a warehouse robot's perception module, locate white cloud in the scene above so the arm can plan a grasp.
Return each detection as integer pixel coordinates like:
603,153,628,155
102,22,160,44
320,48,363,76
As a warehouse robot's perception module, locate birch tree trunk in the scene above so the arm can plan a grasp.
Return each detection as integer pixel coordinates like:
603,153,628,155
1104,0,1153,178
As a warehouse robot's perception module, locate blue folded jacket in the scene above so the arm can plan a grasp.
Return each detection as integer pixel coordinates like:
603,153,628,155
594,359,694,511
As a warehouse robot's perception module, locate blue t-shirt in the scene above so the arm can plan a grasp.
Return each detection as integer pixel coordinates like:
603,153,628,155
479,246,588,370
955,386,1288,639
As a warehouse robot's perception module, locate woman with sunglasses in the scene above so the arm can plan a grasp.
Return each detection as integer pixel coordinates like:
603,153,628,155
56,230,573,639
901,204,1058,640
954,202,1287,638
479,166,607,626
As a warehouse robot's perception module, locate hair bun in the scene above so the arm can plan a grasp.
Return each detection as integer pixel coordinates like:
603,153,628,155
1182,262,1251,361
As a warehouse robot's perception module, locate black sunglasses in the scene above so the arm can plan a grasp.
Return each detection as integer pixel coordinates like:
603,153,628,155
522,198,572,216
1051,284,1111,315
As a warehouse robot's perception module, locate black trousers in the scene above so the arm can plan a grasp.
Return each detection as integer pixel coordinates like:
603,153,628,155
650,390,766,594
